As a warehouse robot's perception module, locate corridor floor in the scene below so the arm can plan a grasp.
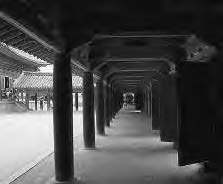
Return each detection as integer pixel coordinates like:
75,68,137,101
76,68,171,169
12,108,216,184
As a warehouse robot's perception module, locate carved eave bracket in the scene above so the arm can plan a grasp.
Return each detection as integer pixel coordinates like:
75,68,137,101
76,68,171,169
184,34,217,63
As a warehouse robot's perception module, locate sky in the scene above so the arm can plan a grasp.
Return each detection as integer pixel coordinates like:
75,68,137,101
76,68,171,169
39,65,53,73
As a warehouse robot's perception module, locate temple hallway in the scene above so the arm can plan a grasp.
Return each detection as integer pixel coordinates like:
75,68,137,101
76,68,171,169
12,108,216,184
76,109,216,184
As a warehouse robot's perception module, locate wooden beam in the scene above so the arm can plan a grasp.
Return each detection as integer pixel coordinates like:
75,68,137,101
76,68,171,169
0,11,59,53
2,31,23,43
94,34,188,39
93,58,166,71
100,57,169,62
0,25,15,36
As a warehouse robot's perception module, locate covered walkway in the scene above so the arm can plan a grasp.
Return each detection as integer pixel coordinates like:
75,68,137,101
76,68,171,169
12,107,215,184
1,2,223,184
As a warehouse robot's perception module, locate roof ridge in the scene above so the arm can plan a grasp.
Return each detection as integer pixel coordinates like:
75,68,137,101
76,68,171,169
23,71,53,76
14,72,82,91
22,71,82,77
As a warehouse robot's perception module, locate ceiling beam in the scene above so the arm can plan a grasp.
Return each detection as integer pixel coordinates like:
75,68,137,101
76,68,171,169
110,75,153,82
94,34,188,39
107,71,158,81
104,67,157,79
113,81,142,85
100,57,169,62
0,11,59,53
93,58,167,71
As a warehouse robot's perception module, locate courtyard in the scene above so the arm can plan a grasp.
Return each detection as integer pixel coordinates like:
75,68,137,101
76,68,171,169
0,110,83,184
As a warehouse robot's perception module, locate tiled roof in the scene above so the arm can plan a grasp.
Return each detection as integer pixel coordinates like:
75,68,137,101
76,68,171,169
0,12,56,63
0,42,48,67
14,71,82,92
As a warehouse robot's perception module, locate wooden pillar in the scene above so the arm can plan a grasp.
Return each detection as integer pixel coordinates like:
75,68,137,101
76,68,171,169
159,74,178,142
105,84,110,127
144,88,148,114
21,92,24,102
111,89,115,117
25,91,29,110
109,86,113,122
40,100,43,110
95,80,105,135
0,76,2,101
151,81,160,130
147,87,151,117
35,93,38,111
149,86,152,117
104,83,108,127
135,90,143,110
53,51,74,182
112,90,116,118
108,87,112,122
111,88,116,119
146,87,150,116
83,71,95,149
75,92,78,111
47,93,51,111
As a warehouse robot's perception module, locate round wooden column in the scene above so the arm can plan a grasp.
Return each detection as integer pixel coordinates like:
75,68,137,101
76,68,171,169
111,88,115,119
47,93,51,111
83,71,95,149
53,52,74,182
75,92,78,111
25,91,29,110
95,80,105,135
21,92,23,102
108,86,113,122
34,93,38,111
104,84,110,127
145,87,149,116
40,100,43,110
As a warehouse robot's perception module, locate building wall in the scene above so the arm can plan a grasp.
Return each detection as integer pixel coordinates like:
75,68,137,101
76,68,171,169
0,53,39,91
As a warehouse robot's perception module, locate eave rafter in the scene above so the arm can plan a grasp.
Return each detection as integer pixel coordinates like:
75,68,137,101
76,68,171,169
0,11,59,65
1,31,24,43
0,25,15,36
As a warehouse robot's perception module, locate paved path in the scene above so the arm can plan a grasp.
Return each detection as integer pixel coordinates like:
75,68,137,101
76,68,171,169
0,111,82,184
11,109,216,184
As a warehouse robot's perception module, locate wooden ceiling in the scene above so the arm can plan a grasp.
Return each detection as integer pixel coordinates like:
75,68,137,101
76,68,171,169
1,0,222,91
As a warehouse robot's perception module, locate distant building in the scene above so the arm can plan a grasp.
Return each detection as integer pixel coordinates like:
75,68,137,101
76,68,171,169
14,72,82,111
0,43,48,100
